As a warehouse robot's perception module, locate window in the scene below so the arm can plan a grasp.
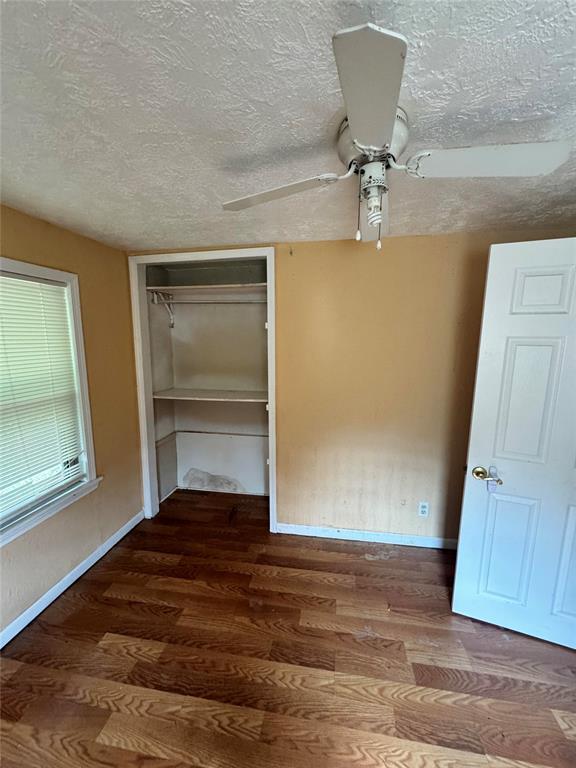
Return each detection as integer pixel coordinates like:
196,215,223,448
0,258,99,544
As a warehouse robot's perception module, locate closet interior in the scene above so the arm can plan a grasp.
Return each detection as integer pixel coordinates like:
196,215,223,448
146,257,270,502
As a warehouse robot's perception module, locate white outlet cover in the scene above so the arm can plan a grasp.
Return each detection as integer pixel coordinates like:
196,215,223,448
418,501,429,517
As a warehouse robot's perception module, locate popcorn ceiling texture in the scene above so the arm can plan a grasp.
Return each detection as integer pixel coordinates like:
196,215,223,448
1,0,575,250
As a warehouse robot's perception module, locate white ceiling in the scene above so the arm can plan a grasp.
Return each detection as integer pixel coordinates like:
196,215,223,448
2,0,575,251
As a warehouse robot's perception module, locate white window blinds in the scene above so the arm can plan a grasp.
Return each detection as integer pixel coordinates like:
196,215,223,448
0,272,87,528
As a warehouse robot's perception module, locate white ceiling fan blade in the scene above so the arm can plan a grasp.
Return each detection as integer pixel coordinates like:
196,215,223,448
359,192,389,242
333,23,407,151
222,173,340,211
407,141,570,179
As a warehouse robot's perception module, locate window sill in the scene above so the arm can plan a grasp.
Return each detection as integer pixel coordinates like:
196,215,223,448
0,476,103,547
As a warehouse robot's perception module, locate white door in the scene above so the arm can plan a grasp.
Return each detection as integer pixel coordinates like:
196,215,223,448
453,237,576,648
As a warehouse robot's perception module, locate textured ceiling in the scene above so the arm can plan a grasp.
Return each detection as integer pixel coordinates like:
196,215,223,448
1,0,575,250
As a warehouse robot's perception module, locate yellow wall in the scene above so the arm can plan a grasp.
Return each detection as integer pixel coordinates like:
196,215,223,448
275,230,571,540
0,206,142,630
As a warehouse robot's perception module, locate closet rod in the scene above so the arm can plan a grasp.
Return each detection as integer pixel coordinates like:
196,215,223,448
153,299,267,305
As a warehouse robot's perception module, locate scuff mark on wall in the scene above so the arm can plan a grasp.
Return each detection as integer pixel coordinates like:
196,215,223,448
182,467,246,493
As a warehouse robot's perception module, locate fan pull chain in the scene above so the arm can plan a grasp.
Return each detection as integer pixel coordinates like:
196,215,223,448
355,169,362,241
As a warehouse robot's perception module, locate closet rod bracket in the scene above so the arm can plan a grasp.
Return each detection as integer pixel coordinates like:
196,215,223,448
151,290,175,328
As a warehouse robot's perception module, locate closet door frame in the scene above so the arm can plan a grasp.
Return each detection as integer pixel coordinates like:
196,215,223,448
128,247,277,531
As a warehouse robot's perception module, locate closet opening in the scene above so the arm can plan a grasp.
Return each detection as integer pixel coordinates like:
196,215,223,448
129,248,276,530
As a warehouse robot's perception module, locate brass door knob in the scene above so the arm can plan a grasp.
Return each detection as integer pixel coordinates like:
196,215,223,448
472,466,503,484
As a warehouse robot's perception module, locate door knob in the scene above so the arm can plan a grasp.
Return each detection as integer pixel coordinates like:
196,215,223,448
472,466,503,484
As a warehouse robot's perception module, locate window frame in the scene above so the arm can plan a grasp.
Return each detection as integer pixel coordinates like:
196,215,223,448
0,257,100,547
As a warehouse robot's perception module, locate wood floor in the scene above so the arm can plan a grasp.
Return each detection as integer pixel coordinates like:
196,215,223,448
1,490,575,767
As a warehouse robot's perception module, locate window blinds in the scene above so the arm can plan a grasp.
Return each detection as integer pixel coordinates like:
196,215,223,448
0,273,86,528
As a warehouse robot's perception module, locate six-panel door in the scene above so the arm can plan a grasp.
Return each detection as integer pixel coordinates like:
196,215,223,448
453,237,576,648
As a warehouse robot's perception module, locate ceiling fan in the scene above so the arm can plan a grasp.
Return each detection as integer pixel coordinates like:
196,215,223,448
222,23,570,249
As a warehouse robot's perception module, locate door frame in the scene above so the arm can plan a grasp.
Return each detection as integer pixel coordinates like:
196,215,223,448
128,247,277,531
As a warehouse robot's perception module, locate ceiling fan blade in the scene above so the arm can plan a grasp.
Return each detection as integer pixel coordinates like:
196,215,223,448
407,141,570,179
359,192,389,242
333,23,407,151
222,173,339,211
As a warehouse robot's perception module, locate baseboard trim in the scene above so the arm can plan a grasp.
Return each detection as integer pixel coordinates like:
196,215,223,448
159,485,179,504
0,509,144,648
275,522,457,550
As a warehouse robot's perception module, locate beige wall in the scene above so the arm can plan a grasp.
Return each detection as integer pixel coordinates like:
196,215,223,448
0,205,142,630
275,230,571,540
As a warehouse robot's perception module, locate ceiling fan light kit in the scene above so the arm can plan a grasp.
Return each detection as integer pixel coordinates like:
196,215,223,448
222,23,570,250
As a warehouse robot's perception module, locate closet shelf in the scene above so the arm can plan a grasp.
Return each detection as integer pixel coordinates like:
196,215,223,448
153,387,268,403
146,283,266,294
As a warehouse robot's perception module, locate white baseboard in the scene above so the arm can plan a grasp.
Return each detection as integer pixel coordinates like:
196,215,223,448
275,522,457,550
159,485,179,504
0,509,144,648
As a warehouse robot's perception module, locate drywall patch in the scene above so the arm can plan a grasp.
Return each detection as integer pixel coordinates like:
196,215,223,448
182,467,246,494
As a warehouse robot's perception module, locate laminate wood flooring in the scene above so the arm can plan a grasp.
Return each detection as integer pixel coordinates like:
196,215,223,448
2,490,575,767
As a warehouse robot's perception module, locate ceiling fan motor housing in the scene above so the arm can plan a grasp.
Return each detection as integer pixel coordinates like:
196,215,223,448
361,161,387,190
337,107,409,168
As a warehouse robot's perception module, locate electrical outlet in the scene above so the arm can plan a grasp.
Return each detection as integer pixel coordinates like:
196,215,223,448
418,501,429,517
